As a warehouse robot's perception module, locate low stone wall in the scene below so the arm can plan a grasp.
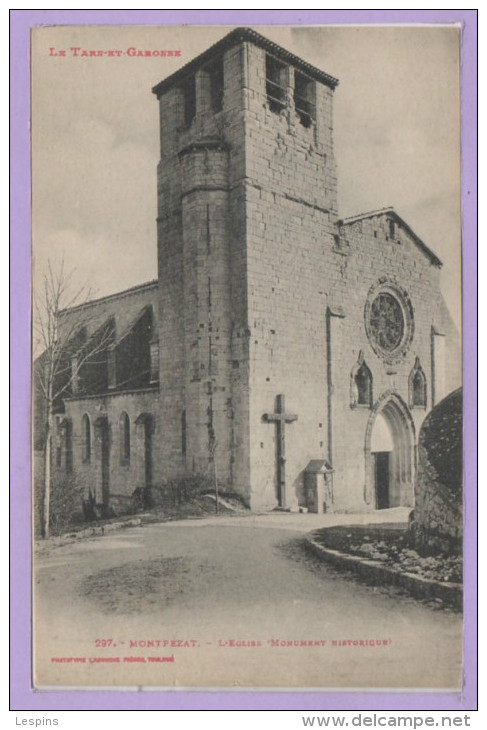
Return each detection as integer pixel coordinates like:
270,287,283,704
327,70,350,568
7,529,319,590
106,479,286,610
306,535,462,610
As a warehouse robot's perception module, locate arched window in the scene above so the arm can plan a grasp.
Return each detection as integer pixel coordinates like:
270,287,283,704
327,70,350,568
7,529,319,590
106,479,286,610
409,357,427,408
82,413,91,462
351,352,373,408
356,362,373,406
413,370,427,406
120,411,130,464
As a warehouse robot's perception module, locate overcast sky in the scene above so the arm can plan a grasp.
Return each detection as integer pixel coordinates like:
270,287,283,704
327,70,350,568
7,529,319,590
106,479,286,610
31,24,461,329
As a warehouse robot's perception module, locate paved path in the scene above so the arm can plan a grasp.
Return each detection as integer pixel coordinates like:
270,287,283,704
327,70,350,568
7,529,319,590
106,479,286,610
34,510,462,690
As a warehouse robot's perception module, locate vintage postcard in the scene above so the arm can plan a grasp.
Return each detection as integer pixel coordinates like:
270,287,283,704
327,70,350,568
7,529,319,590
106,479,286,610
30,22,467,693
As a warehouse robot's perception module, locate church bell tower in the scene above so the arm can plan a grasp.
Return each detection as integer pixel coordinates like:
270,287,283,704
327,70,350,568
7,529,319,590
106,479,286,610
153,29,339,508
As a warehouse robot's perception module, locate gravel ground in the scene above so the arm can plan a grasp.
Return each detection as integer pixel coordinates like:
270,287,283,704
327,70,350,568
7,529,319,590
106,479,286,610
34,513,463,690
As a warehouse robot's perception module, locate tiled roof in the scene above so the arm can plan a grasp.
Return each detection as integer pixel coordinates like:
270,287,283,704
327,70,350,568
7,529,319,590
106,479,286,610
152,27,339,98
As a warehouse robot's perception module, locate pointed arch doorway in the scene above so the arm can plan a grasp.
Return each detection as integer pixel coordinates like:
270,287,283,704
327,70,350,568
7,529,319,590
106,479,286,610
365,392,416,509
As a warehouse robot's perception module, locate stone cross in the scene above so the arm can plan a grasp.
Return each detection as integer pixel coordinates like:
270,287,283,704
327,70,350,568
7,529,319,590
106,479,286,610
264,394,298,509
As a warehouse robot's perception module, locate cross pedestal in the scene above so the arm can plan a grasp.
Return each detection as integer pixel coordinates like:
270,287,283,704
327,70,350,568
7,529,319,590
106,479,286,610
264,394,298,509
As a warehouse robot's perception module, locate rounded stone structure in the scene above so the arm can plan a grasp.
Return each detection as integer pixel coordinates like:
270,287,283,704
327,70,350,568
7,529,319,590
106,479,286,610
412,387,463,555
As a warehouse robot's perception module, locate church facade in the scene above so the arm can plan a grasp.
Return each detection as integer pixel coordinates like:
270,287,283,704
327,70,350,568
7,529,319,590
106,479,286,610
40,28,461,515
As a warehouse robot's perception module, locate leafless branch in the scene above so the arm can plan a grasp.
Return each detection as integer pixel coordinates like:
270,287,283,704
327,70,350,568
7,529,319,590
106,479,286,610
33,259,115,403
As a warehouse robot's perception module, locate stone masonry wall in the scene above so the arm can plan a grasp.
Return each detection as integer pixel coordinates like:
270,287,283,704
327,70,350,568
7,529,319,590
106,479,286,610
154,34,461,512
33,282,159,475
329,214,461,511
156,41,252,499
241,42,338,509
63,388,160,514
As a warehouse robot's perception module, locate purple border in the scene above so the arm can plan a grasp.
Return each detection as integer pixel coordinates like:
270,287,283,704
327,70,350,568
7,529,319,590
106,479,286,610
10,9,477,711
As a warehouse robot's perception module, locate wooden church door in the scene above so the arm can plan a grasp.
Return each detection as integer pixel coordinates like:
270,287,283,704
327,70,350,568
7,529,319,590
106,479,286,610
375,452,390,509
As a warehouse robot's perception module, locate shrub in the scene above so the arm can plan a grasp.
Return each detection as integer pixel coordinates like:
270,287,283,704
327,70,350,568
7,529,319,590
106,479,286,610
152,474,214,508
49,472,85,536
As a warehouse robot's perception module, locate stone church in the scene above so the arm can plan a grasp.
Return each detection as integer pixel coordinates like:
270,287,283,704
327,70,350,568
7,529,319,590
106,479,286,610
38,28,461,516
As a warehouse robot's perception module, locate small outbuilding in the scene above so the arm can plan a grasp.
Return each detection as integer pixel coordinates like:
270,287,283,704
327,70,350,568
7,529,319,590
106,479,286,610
304,460,334,514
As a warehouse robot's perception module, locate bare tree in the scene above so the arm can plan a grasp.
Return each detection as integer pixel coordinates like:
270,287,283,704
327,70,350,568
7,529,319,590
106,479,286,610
34,260,114,538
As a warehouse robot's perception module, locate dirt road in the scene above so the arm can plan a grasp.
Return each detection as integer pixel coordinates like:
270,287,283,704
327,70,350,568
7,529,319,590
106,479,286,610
34,512,462,690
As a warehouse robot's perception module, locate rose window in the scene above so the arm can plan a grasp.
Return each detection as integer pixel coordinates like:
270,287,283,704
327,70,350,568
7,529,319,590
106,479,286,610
368,293,405,352
364,282,414,361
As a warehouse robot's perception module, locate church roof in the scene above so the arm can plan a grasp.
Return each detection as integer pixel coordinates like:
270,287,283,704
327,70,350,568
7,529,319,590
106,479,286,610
59,279,158,316
152,27,339,98
338,207,443,267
